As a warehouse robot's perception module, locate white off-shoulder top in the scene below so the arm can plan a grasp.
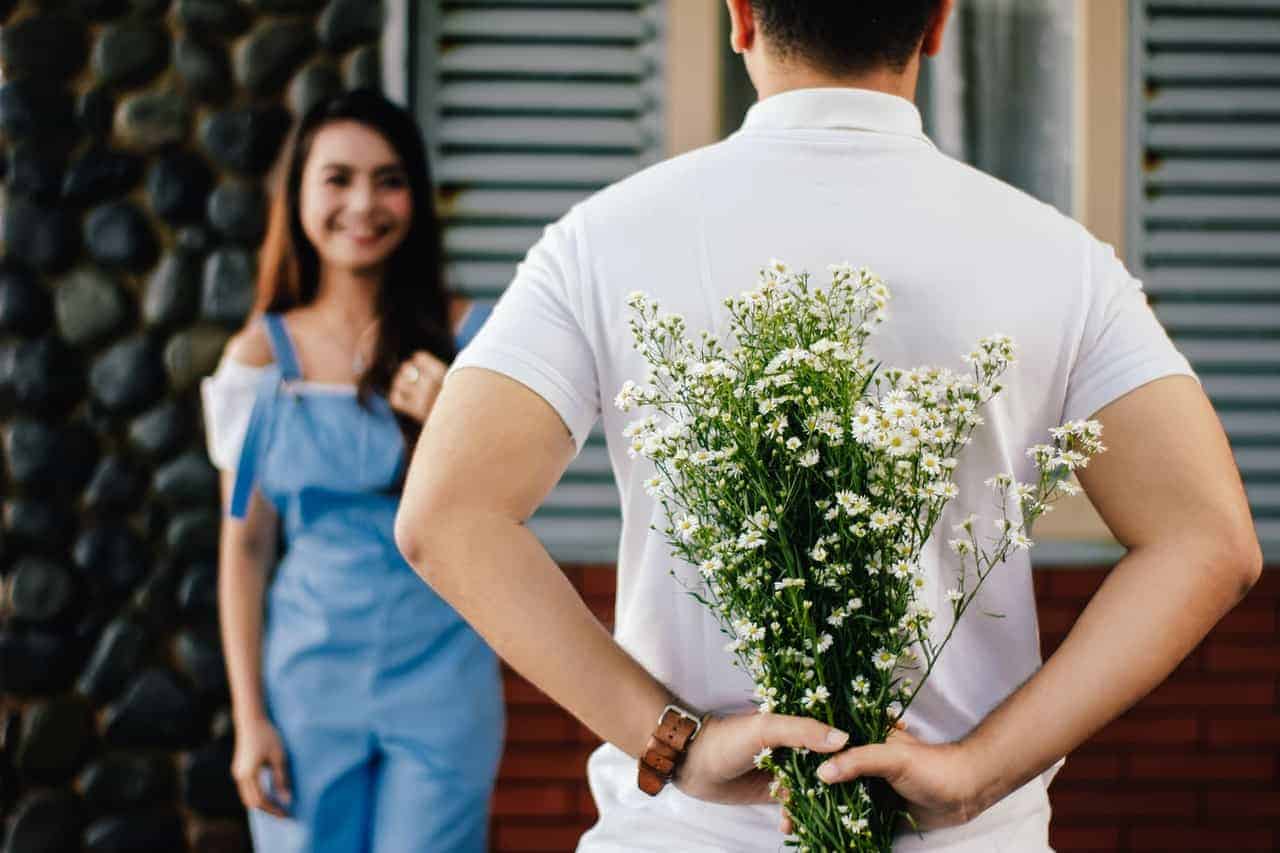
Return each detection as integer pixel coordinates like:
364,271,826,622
200,358,266,472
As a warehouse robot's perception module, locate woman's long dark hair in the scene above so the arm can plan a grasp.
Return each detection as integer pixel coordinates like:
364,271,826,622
252,89,455,455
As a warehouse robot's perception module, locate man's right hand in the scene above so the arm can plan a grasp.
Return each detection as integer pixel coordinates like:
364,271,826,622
673,712,849,805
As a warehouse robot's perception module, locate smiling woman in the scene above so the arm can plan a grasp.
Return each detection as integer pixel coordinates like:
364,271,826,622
200,89,503,853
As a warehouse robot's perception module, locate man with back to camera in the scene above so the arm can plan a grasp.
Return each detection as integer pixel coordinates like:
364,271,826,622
394,1,1262,850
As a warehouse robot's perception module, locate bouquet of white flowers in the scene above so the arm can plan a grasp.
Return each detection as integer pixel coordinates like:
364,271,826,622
615,262,1104,851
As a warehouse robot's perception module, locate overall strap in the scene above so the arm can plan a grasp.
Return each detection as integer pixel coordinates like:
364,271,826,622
229,313,296,518
262,313,303,381
454,302,492,351
228,377,275,519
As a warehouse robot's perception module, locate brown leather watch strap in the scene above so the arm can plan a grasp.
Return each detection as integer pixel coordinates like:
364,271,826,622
637,705,702,796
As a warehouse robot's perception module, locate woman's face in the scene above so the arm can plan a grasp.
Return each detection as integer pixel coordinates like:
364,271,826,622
298,120,413,275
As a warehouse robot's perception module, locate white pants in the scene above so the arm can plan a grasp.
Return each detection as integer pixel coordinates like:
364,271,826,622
578,744,1054,852
896,777,1053,852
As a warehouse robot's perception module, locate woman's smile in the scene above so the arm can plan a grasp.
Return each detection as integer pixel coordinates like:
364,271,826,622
332,219,394,246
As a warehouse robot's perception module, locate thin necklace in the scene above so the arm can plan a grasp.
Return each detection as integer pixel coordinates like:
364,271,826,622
350,318,378,374
315,312,379,376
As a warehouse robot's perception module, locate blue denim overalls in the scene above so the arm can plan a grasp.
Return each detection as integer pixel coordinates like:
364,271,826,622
228,310,503,852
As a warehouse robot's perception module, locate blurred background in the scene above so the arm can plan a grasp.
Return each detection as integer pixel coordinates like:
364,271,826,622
0,1,1275,851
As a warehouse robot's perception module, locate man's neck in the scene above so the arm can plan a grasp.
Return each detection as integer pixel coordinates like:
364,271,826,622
752,60,921,104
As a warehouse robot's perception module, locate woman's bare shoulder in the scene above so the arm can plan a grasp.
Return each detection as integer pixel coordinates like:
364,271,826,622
449,297,473,334
224,320,274,368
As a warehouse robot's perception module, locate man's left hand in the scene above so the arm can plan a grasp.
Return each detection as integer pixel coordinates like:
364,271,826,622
781,725,985,835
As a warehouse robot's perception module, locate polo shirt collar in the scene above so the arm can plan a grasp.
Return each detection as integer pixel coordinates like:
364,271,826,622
740,87,928,142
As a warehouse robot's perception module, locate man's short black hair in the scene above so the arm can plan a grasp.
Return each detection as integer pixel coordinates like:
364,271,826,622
749,1,943,75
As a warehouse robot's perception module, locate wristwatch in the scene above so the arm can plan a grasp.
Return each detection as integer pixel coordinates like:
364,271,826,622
637,703,705,796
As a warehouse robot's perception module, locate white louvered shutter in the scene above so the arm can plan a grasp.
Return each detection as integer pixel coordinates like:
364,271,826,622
415,1,665,561
1129,0,1280,557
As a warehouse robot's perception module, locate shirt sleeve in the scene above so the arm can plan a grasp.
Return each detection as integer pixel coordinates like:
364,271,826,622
448,209,600,452
200,359,266,472
1062,233,1197,424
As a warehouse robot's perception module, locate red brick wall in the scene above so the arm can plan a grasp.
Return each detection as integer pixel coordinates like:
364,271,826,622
490,566,608,852
489,566,1280,852
1042,569,1279,853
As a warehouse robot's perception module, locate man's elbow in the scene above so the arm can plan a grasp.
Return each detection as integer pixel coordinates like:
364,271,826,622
394,502,445,581
1231,530,1265,595
1209,522,1264,600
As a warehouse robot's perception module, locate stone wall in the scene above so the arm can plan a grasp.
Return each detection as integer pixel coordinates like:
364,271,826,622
0,1,384,850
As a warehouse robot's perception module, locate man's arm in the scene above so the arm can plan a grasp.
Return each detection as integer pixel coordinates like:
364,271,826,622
395,367,852,803
395,367,667,758
814,375,1262,827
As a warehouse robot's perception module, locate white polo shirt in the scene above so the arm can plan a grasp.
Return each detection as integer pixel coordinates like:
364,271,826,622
452,88,1193,851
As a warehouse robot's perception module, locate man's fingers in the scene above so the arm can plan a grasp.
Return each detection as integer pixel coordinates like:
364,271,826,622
816,742,904,784
773,782,793,833
888,721,921,746
757,713,849,754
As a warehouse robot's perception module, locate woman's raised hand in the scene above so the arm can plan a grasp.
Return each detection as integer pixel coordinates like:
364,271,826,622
389,351,448,423
231,715,292,817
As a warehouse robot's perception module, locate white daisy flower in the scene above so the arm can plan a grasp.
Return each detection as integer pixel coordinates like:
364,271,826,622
802,685,830,710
